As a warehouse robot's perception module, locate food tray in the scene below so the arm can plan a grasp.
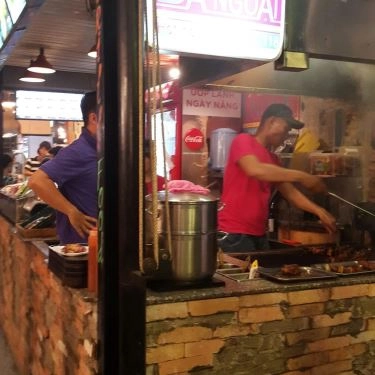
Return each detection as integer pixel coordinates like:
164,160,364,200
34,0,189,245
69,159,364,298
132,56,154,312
258,266,337,282
216,268,244,275
311,261,375,276
215,271,259,282
16,224,57,240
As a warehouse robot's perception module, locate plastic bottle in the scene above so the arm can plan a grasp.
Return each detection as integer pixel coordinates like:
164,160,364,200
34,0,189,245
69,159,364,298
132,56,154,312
88,228,98,294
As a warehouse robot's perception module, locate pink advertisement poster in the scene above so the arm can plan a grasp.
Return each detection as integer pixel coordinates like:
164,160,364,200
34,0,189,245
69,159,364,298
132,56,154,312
148,0,286,61
243,93,301,127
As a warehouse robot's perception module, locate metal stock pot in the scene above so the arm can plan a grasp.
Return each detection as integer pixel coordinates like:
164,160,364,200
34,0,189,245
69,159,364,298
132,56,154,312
145,191,219,282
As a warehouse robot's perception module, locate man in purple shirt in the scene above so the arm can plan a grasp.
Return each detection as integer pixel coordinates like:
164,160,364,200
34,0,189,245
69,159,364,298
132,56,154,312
29,92,98,244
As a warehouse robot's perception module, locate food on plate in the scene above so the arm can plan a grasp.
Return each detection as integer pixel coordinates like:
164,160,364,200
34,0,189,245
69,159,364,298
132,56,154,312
329,264,361,273
62,244,86,254
310,246,327,255
307,244,371,263
358,260,375,271
326,261,375,273
281,264,302,276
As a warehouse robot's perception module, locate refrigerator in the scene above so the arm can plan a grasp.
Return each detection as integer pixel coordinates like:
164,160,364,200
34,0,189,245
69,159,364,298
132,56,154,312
147,80,182,180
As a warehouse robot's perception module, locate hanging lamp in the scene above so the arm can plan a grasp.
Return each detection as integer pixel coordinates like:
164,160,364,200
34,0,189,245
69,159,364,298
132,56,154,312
28,48,56,74
87,44,97,58
20,62,46,82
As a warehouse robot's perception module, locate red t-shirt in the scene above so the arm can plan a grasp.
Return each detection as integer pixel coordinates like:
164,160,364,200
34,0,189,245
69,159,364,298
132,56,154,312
218,134,279,236
145,175,165,194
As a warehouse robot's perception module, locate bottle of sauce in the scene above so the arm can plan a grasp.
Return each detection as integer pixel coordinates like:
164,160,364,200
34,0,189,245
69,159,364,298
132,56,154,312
268,192,280,240
88,228,98,294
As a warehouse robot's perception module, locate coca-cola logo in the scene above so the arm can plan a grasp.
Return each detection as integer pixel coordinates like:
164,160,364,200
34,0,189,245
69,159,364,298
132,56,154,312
184,128,204,151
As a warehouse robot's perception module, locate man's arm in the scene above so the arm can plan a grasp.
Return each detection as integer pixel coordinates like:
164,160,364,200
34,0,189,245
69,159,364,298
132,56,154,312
277,181,336,234
28,169,96,237
238,154,327,194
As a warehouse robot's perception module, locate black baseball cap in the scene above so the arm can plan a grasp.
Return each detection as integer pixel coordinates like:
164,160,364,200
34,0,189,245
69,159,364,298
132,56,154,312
261,103,304,129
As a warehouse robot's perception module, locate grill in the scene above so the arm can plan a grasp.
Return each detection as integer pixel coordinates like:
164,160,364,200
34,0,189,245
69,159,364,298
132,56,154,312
224,243,375,269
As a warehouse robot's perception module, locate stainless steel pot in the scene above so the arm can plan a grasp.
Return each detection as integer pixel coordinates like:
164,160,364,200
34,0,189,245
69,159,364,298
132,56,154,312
145,191,219,282
146,191,218,235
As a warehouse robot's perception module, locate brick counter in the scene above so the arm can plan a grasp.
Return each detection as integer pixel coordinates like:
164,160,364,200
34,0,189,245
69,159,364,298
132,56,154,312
146,279,375,374
2,214,375,375
0,216,98,375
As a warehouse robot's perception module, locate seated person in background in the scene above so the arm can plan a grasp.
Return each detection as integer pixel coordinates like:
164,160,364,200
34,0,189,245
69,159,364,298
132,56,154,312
144,140,165,194
40,146,64,165
24,141,51,177
48,146,64,157
0,154,17,187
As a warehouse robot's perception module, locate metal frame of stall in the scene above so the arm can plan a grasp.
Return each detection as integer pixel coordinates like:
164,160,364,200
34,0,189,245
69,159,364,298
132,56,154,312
99,0,146,374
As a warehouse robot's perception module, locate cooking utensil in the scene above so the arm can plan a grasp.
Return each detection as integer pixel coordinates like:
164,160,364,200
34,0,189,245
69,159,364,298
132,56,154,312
328,192,375,218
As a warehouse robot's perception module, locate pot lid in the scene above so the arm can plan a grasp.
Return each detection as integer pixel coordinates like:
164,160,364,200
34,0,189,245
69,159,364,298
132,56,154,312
146,190,218,202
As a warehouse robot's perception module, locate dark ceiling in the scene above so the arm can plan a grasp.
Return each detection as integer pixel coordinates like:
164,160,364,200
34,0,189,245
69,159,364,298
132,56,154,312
2,0,97,75
0,0,180,91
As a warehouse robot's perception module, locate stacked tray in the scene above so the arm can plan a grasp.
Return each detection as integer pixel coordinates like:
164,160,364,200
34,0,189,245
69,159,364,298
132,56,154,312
48,246,88,288
216,264,255,283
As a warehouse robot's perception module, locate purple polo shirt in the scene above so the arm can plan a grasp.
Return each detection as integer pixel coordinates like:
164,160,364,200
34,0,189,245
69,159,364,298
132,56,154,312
40,128,97,244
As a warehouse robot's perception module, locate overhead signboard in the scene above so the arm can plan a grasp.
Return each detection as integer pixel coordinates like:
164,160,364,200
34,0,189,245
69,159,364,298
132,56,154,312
0,0,26,46
0,0,12,44
147,0,286,61
6,0,27,23
16,90,84,121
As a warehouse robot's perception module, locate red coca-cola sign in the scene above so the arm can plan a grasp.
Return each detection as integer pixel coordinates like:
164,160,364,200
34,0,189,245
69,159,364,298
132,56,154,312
184,128,204,151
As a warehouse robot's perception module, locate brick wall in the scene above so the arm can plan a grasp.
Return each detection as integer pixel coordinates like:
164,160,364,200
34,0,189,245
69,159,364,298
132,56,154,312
146,286,375,375
0,217,98,375
2,215,375,375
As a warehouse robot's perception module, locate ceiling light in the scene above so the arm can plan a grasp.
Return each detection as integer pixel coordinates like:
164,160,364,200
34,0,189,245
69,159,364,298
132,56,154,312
3,132,18,138
28,47,56,74
1,91,16,108
1,101,15,109
168,66,181,80
87,44,97,58
20,65,46,83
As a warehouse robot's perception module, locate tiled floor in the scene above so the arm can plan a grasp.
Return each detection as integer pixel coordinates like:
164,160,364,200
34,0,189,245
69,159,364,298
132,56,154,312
0,330,19,375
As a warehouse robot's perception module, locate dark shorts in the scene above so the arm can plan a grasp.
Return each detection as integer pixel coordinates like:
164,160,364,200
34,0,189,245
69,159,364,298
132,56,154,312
218,233,269,253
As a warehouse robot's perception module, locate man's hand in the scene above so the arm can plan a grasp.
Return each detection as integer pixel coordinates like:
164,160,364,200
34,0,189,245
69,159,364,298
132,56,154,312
67,207,97,238
278,182,337,235
316,207,337,234
300,174,328,194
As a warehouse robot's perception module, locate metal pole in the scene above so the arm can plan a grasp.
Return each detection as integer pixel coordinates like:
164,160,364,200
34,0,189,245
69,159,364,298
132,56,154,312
99,0,146,373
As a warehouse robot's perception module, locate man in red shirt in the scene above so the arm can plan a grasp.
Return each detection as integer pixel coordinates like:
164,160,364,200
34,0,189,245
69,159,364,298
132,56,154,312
218,103,336,252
